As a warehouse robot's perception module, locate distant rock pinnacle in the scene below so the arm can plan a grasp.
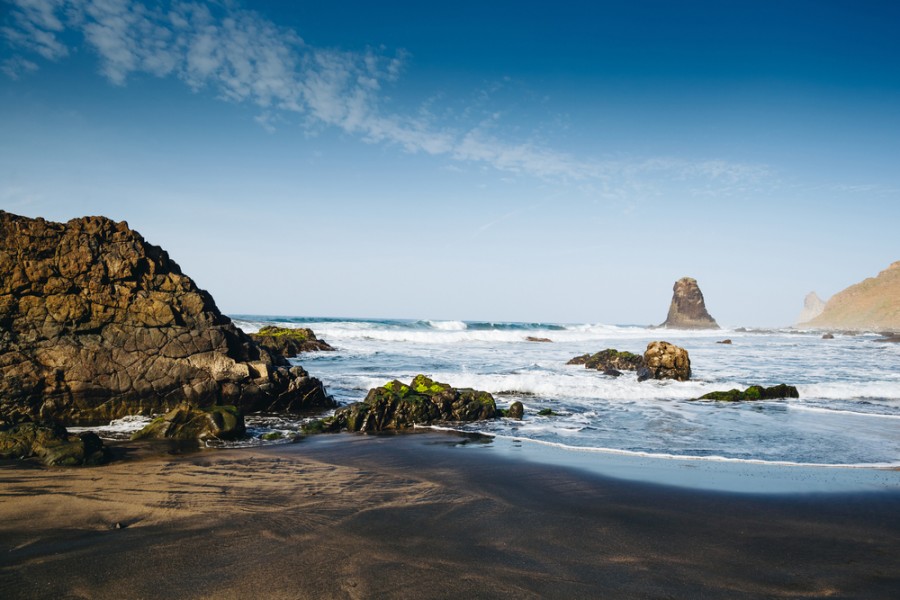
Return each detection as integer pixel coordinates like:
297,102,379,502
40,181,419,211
795,292,826,326
660,277,719,329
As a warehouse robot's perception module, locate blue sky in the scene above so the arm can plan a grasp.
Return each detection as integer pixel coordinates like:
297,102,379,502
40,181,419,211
1,0,898,326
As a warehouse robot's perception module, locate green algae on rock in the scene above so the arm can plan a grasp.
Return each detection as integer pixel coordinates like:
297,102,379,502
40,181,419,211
132,403,246,441
695,384,800,402
249,326,335,357
314,375,498,433
0,422,109,466
567,349,644,371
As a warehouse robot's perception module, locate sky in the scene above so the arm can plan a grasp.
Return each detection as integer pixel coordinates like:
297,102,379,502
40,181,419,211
1,0,898,326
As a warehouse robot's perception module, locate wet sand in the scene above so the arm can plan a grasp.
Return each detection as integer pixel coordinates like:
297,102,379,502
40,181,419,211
1,431,899,599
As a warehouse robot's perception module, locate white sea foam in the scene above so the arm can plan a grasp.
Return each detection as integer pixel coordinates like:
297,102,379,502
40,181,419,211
427,320,468,331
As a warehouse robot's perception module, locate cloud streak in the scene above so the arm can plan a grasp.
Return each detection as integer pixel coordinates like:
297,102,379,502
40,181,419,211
2,0,771,189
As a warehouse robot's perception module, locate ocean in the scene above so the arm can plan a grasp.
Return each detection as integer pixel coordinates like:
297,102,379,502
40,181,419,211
88,316,900,469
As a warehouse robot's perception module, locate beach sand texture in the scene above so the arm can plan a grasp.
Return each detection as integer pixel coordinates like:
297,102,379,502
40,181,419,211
2,432,899,599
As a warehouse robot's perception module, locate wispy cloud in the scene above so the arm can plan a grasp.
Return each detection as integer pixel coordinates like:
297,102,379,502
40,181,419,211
2,0,771,191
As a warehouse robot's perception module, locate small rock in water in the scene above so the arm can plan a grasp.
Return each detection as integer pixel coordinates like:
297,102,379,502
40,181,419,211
822,333,835,339
636,366,653,382
525,336,553,343
506,401,524,420
716,339,732,344
602,369,622,377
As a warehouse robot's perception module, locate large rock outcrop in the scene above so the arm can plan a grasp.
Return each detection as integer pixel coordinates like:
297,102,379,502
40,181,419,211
0,211,334,425
317,375,498,433
795,292,826,326
798,261,900,330
0,422,108,466
660,277,719,329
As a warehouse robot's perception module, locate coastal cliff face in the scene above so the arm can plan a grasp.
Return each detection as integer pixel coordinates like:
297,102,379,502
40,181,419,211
799,261,900,330
795,292,826,326
660,277,719,329
0,211,333,425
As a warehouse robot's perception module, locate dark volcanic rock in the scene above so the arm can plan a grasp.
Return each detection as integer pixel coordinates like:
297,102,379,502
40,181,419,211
0,422,109,466
660,277,719,329
0,211,334,425
567,349,644,371
506,401,524,419
822,333,835,339
643,341,691,381
602,369,623,377
132,403,246,441
318,375,498,432
695,384,799,402
249,326,334,357
636,366,652,382
875,335,900,343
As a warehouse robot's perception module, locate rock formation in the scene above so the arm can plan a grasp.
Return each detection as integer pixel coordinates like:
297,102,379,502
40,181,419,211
317,375,498,432
695,384,799,402
132,403,246,441
0,211,334,425
799,261,900,330
795,292,826,326
660,277,719,329
643,341,691,381
249,326,334,357
0,422,108,466
568,343,691,381
567,349,644,371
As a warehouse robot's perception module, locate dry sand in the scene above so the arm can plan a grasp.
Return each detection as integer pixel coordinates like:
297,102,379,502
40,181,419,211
1,431,898,599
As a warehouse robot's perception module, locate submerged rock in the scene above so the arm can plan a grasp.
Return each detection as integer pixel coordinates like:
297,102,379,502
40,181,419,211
660,277,719,329
131,403,246,441
717,339,732,345
249,326,334,357
643,341,691,381
525,336,553,343
317,375,498,432
695,384,799,402
0,422,109,466
822,333,835,339
0,211,334,426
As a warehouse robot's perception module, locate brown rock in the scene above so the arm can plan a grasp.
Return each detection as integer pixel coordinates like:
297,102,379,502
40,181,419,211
249,326,334,357
0,211,334,425
643,341,691,381
799,261,900,330
660,277,719,329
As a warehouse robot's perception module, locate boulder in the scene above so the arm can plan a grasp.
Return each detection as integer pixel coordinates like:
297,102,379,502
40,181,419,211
506,401,524,419
643,341,691,381
602,369,623,377
317,375,498,432
660,277,719,329
695,384,799,402
567,349,644,371
0,211,334,425
131,403,246,441
0,422,109,466
249,326,334,357
822,333,835,339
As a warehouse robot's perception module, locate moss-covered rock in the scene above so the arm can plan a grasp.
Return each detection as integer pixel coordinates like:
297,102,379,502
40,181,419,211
249,326,335,357
506,401,524,419
131,403,246,441
567,349,644,371
315,375,498,433
0,422,109,466
695,384,800,402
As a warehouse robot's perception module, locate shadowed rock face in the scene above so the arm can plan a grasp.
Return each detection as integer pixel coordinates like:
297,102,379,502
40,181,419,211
0,211,333,425
660,277,719,329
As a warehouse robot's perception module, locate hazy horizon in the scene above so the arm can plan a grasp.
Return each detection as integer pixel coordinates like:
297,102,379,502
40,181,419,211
2,1,898,326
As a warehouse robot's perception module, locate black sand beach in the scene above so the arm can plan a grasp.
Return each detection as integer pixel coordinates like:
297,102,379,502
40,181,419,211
2,431,899,599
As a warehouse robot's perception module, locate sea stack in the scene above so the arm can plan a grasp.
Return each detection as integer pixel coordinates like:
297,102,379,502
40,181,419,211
795,292,826,326
799,261,900,330
660,277,719,329
0,210,334,425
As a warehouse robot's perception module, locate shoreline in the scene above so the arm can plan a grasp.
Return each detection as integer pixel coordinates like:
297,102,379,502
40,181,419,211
3,430,899,598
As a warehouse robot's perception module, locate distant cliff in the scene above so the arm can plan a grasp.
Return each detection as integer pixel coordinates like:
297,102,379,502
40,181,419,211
660,277,719,329
795,292,826,326
798,261,900,331
0,211,333,425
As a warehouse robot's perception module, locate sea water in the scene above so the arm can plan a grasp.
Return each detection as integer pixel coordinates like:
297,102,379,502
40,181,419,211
226,316,900,468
